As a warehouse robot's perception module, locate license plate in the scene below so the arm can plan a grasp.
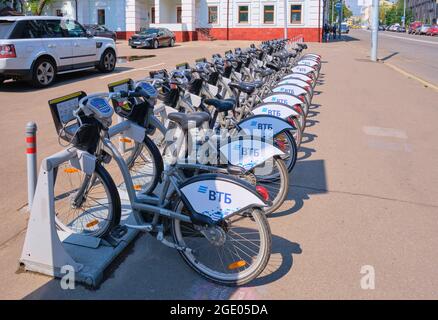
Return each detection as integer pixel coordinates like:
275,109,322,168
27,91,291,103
133,41,141,45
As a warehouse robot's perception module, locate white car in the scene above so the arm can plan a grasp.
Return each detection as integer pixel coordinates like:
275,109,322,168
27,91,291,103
0,16,117,88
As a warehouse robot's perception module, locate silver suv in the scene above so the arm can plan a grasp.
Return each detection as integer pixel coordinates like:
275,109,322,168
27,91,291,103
0,16,117,88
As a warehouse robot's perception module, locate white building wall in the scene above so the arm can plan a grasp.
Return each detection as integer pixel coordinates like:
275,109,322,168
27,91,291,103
196,0,321,28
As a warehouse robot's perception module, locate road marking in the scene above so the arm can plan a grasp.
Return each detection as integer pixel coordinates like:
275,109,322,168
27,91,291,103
367,139,413,152
364,30,438,45
363,126,408,139
99,63,166,79
384,62,438,91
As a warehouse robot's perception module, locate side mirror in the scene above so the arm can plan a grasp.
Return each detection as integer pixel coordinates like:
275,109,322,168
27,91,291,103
86,30,94,38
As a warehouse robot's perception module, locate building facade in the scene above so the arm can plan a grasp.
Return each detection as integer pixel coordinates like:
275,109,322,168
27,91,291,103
407,0,437,24
38,0,323,42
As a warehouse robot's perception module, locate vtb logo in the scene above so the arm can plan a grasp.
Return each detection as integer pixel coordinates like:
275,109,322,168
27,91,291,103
250,120,273,130
198,185,232,204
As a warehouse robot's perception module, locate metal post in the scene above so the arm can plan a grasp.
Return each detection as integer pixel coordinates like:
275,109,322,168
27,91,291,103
331,0,334,24
403,0,406,27
284,0,288,39
339,0,343,38
370,0,379,61
26,122,37,210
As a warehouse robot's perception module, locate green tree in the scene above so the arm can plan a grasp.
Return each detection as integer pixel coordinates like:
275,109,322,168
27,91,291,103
328,1,352,24
26,0,54,15
384,0,413,25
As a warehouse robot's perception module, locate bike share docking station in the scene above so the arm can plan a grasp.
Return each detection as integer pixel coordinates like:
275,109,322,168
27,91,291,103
20,93,140,287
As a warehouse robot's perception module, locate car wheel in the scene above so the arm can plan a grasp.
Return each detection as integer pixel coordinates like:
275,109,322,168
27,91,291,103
0,75,4,85
131,46,137,49
153,40,159,49
169,38,175,47
98,49,116,73
30,58,56,88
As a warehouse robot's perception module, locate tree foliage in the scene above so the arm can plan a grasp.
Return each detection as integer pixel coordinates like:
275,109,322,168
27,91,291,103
25,0,54,15
383,0,413,25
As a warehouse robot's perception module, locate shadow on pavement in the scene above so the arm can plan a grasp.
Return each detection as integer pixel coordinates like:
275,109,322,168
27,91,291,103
270,159,328,219
380,52,399,61
22,229,302,300
323,35,360,42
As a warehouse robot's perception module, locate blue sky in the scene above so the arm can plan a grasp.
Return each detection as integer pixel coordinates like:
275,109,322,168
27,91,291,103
345,0,363,16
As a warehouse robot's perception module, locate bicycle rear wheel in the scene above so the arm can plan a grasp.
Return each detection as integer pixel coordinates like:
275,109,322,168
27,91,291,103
53,162,121,238
172,202,271,286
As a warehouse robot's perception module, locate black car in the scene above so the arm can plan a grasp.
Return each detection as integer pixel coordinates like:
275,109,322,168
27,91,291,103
83,24,117,42
129,27,175,49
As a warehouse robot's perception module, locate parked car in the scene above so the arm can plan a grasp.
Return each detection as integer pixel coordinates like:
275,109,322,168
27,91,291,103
0,16,117,87
413,25,423,34
340,23,350,34
396,26,406,33
389,24,400,31
418,24,431,35
425,25,438,36
83,24,117,42
129,27,175,49
378,25,386,31
408,21,423,34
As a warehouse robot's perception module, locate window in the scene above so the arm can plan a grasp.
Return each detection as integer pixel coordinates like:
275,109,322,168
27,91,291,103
63,20,86,38
238,5,249,24
208,6,218,24
97,9,105,25
40,20,65,38
290,4,302,24
263,5,274,24
177,6,182,23
9,20,40,39
56,9,63,17
0,21,14,39
151,7,155,24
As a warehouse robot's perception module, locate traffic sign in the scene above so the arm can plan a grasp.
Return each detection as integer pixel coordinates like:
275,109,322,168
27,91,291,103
335,2,342,10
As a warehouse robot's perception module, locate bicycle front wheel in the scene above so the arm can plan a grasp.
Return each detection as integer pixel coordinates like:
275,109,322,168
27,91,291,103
53,162,121,238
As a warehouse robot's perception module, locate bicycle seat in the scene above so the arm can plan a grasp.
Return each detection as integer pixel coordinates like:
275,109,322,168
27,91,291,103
204,98,236,112
229,82,256,94
168,112,210,130
255,68,274,77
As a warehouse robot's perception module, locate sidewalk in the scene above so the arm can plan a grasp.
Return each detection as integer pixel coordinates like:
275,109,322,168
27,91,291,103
1,39,437,299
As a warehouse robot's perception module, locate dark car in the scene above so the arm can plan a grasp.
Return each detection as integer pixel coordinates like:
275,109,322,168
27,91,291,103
129,27,175,49
83,24,117,42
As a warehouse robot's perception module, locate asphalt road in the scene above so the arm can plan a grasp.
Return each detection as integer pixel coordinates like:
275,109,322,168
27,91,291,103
348,29,438,86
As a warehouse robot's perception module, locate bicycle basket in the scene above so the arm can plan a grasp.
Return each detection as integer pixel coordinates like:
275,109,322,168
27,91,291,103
48,91,87,142
70,115,101,154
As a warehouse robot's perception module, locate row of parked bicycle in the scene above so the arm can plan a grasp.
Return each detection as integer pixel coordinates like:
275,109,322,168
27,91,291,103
48,38,321,285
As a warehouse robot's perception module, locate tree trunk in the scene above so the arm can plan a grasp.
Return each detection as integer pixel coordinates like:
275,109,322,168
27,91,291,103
36,0,47,16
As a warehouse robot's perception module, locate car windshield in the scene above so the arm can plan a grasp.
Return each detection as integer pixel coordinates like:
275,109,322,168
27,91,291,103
0,21,14,39
140,28,159,35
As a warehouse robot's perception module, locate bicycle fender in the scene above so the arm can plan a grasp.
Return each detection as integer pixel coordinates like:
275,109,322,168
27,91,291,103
179,174,266,223
272,84,308,97
237,115,296,136
297,59,320,68
262,93,304,108
281,73,313,84
219,137,285,171
292,65,317,76
252,102,301,119
278,78,311,90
